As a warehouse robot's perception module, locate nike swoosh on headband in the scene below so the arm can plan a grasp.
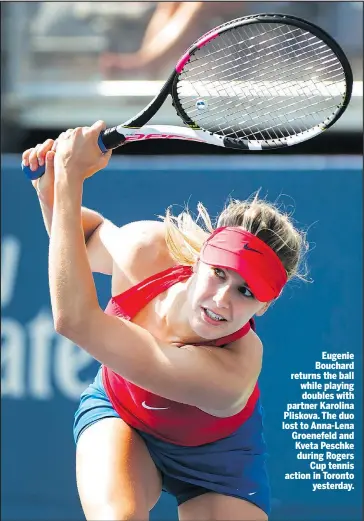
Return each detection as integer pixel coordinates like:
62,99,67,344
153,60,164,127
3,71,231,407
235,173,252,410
243,243,263,254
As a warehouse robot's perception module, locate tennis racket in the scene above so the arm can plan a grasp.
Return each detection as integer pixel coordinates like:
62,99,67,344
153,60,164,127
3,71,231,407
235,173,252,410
23,13,352,180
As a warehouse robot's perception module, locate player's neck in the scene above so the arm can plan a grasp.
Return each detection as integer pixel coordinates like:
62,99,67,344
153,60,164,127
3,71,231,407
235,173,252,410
155,279,202,345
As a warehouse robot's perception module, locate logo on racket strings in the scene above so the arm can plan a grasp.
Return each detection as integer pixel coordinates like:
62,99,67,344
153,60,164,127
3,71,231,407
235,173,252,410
196,99,208,111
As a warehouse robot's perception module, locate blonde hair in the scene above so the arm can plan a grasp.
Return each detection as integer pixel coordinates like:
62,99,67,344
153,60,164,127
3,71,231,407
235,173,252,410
162,193,310,282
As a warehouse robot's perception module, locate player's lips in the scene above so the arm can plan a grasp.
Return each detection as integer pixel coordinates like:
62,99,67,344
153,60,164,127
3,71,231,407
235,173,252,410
201,307,228,325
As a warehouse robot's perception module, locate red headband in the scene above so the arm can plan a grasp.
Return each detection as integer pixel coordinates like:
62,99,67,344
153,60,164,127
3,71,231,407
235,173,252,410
200,227,288,301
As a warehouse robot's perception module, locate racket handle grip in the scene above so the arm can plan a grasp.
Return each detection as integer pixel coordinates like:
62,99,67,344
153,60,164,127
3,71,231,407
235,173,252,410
22,127,126,180
22,162,46,180
98,133,108,153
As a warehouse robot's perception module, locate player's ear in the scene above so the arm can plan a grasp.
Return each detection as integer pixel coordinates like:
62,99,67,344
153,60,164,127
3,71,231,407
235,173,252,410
255,302,271,316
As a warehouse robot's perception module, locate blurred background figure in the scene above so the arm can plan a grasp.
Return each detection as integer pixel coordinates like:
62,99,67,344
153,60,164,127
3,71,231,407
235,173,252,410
1,3,362,521
98,2,205,77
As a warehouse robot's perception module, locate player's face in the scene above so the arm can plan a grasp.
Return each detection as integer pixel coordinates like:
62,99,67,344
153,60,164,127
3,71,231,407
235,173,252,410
187,261,269,340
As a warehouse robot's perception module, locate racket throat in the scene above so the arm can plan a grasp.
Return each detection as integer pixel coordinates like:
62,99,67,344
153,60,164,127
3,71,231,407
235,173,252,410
122,71,175,128
116,125,226,147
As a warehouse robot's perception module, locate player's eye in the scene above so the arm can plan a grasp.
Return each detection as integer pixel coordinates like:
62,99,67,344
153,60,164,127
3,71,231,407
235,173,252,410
238,286,255,299
212,267,226,279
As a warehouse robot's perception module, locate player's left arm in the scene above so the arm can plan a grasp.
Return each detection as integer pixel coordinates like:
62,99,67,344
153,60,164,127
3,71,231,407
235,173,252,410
57,306,262,413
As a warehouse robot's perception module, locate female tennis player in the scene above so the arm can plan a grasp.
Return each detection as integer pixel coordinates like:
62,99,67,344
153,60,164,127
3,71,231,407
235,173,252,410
23,121,308,521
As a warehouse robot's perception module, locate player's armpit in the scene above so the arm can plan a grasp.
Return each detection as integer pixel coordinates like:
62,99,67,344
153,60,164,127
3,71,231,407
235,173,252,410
87,219,168,278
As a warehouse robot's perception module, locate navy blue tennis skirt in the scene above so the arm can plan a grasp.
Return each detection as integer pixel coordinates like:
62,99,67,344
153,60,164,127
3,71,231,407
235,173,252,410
74,367,271,514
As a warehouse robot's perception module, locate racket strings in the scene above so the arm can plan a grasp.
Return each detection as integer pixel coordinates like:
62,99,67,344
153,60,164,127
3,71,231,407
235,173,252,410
188,28,327,82
186,45,341,137
182,29,343,139
183,24,346,123
192,42,344,102
186,27,344,105
185,35,337,96
184,60,343,138
176,23,346,141
230,24,343,138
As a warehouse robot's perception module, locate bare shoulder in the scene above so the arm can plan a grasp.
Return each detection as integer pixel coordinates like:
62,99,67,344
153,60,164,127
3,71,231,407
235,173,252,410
111,220,176,294
208,328,263,373
229,327,263,356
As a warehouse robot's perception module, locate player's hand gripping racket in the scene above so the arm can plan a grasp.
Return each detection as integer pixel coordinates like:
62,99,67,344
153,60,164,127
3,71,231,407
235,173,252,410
23,13,352,180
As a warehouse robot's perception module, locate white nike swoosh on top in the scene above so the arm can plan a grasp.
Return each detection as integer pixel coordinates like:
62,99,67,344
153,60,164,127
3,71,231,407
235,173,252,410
142,401,170,410
248,492,257,496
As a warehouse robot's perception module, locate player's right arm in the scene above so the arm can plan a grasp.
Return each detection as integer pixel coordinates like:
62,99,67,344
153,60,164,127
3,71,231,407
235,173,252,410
23,138,117,275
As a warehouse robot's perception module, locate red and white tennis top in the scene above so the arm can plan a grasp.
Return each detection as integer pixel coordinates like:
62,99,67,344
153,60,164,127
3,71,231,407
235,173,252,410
102,265,259,446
